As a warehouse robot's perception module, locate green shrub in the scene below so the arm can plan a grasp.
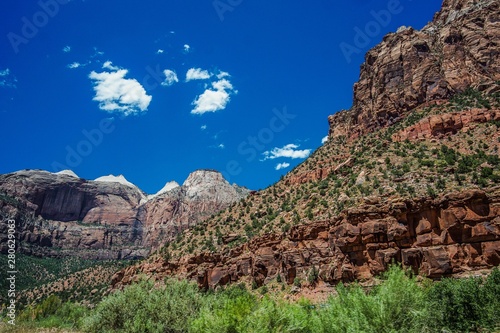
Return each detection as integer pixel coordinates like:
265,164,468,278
427,268,500,332
190,284,257,333
316,265,429,333
17,299,88,330
17,266,499,333
82,278,202,333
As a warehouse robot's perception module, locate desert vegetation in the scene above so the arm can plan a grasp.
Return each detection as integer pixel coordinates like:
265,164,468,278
4,265,499,333
160,88,500,260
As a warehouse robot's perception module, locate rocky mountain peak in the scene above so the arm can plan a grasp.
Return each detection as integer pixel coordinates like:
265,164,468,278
435,0,497,25
182,169,247,203
147,181,180,200
328,0,499,141
94,174,139,190
55,169,79,178
183,169,226,188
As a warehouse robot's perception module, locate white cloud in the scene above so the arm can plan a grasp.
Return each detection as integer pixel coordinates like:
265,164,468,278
191,78,236,114
186,68,211,82
275,162,290,170
322,136,328,144
0,69,10,77
102,61,120,71
89,65,152,116
262,144,311,160
67,62,85,69
217,71,230,79
63,45,71,53
201,125,207,130
184,44,191,53
161,69,179,87
218,143,225,149
156,49,164,54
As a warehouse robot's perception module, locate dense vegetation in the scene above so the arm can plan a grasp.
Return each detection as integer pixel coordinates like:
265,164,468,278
0,254,133,306
5,265,499,333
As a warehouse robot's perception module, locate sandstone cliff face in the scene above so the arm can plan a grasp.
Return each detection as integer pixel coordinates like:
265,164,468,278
392,108,500,141
113,188,500,289
139,170,251,248
0,169,249,259
329,0,500,140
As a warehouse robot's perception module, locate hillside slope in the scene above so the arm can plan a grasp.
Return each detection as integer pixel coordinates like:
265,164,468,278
112,0,500,290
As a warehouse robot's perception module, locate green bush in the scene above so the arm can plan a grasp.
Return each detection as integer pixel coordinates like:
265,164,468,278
190,285,318,333
22,265,496,333
190,284,257,333
17,299,88,330
316,265,429,333
427,267,500,332
81,278,203,333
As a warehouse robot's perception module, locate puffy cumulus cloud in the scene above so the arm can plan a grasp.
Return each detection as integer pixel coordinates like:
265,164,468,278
63,45,71,53
322,136,328,144
156,49,164,54
201,125,207,130
89,62,152,116
161,69,179,87
185,68,211,82
275,162,290,170
184,44,191,53
191,78,236,114
262,144,311,160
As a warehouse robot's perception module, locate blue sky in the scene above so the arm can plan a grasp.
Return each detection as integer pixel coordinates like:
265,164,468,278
0,0,442,193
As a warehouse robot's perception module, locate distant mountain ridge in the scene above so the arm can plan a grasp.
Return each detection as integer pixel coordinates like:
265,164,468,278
0,169,250,259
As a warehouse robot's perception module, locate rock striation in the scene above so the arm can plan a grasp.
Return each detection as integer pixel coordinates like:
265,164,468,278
392,108,500,141
0,169,249,259
329,0,500,141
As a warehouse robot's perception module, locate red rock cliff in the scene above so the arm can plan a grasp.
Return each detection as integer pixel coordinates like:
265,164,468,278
329,0,500,141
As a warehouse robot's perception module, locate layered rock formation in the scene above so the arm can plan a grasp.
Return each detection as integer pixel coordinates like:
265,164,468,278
329,0,500,141
393,108,500,141
0,169,249,259
113,188,500,289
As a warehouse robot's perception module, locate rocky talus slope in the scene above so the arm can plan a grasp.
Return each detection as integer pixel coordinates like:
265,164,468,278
0,169,249,259
111,0,500,291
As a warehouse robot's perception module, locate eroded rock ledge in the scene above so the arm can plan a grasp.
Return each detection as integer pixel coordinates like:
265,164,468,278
112,188,500,289
392,108,500,141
